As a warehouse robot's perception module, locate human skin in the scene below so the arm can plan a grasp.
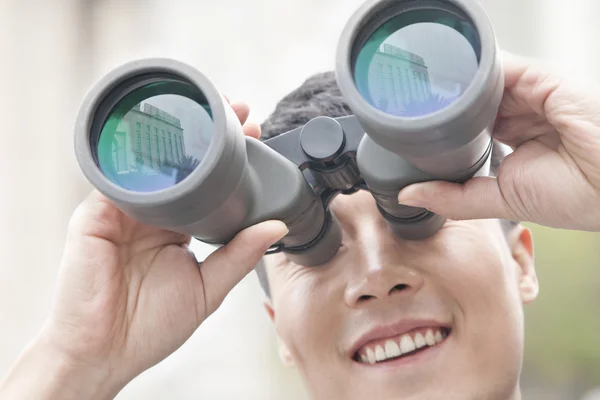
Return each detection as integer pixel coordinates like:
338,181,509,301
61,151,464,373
262,52,600,399
0,101,289,400
1,52,600,399
397,52,600,232
263,191,537,400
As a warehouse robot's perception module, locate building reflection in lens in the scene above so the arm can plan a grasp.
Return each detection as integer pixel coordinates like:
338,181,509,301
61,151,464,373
363,22,479,117
108,95,212,191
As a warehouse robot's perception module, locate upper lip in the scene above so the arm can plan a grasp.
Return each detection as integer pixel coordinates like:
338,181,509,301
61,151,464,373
347,319,452,358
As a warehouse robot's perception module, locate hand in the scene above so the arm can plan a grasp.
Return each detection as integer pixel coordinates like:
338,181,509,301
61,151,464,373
397,52,600,232
0,100,288,400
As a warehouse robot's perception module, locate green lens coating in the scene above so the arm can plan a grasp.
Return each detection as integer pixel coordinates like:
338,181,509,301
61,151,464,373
97,82,214,193
354,9,480,117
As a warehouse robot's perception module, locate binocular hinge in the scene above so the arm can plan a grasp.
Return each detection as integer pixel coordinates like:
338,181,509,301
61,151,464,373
310,160,361,191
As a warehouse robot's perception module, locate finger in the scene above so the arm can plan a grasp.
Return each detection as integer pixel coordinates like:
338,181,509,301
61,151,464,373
494,113,555,148
500,53,600,160
197,221,288,316
500,51,534,90
231,102,250,125
242,122,261,139
223,97,260,138
501,54,561,118
397,177,518,222
68,189,125,240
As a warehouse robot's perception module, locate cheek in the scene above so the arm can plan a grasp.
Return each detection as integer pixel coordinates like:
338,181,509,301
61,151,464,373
454,248,523,330
437,237,525,384
433,226,521,316
450,250,517,308
273,276,345,368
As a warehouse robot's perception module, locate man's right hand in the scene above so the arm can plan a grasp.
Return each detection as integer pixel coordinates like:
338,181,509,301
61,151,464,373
397,52,600,232
0,100,287,400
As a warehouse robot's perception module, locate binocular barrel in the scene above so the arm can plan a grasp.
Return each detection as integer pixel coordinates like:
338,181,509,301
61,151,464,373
74,0,503,266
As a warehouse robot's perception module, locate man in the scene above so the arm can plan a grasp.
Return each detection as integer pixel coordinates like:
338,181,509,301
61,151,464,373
1,51,600,399
254,71,530,400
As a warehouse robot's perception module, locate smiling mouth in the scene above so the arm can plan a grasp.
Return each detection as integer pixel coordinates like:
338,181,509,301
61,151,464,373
353,327,451,365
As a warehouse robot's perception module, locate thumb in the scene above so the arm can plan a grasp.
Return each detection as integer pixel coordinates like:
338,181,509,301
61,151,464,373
397,177,517,222
197,220,289,317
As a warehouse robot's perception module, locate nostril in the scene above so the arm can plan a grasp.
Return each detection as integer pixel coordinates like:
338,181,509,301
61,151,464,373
357,294,375,302
389,284,408,294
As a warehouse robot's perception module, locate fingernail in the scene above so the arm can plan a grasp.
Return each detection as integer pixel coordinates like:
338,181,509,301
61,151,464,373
397,187,422,206
268,220,289,241
397,198,421,207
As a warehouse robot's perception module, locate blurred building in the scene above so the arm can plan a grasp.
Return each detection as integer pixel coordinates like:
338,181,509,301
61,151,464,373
369,43,432,114
112,103,187,174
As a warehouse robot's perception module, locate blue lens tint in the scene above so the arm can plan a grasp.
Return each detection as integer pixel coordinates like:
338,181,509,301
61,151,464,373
354,10,480,117
97,83,214,193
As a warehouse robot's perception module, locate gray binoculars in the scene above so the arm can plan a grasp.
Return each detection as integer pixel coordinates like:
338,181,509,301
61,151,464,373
74,0,504,266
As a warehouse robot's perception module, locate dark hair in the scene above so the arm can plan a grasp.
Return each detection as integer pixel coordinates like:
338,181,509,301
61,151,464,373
255,71,518,298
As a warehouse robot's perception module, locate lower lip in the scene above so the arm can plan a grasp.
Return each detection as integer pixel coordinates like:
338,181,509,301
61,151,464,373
354,333,451,370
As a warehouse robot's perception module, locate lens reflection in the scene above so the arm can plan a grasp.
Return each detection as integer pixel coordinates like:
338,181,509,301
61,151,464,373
98,88,213,193
354,10,480,117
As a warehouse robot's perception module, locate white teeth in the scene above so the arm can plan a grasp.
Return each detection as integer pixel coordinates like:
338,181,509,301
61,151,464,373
384,340,401,358
425,329,436,346
366,347,376,364
399,334,416,354
414,333,427,349
358,328,450,364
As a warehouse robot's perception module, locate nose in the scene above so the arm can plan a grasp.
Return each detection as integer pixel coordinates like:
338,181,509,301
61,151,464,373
344,254,425,308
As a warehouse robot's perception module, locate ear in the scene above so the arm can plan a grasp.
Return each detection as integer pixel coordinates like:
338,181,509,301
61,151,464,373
263,300,296,367
508,226,538,304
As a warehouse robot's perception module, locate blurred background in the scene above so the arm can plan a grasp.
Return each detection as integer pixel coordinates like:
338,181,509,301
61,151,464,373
0,0,599,399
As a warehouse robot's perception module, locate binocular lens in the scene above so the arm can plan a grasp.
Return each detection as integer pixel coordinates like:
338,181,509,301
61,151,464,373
96,81,214,193
354,9,481,117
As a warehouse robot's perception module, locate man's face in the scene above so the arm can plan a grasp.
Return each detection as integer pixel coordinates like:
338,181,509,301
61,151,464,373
263,191,537,400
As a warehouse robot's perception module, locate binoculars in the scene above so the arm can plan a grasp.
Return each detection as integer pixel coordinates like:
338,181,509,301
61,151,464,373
74,0,504,266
